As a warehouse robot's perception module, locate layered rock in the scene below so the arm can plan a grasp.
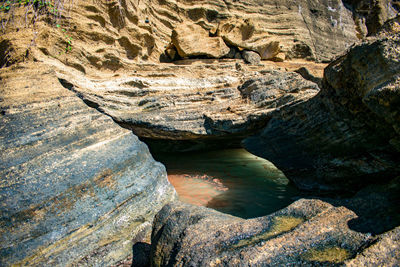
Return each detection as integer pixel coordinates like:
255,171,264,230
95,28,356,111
55,60,320,151
0,62,176,266
244,33,400,192
1,0,362,72
217,18,280,60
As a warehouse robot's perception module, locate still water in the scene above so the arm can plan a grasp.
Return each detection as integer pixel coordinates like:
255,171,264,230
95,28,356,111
153,149,300,219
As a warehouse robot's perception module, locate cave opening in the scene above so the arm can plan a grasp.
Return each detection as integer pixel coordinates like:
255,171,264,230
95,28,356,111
151,148,302,219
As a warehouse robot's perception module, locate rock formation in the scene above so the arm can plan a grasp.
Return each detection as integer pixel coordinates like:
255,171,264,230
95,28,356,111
0,62,176,266
0,0,399,265
244,31,400,192
55,62,320,151
149,181,400,266
171,23,230,58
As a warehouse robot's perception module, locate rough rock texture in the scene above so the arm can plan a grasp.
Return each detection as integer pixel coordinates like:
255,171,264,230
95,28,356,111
0,63,176,266
217,18,281,60
242,50,261,65
345,226,400,266
150,176,400,266
171,23,230,58
244,33,400,192
344,0,399,36
1,0,362,71
150,200,371,266
55,60,320,151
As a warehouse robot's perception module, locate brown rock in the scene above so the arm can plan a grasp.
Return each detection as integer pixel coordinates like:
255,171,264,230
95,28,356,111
171,23,230,58
271,52,286,62
218,18,280,60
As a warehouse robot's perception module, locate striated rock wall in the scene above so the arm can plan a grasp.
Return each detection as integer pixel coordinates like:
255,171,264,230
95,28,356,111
244,32,400,192
1,0,362,73
53,60,321,151
0,63,176,266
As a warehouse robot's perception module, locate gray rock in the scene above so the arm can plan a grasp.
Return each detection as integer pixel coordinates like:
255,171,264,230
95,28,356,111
150,199,373,266
242,50,261,64
0,63,176,266
244,33,400,192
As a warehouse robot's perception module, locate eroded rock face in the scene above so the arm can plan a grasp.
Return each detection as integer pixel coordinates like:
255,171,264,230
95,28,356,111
344,0,398,36
217,18,280,60
1,0,362,72
56,61,320,151
172,23,230,58
0,63,176,266
244,33,400,192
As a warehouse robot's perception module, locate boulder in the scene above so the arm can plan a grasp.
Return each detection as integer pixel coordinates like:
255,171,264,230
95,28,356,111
242,50,261,64
0,62,176,266
218,18,280,60
171,23,230,58
244,33,400,192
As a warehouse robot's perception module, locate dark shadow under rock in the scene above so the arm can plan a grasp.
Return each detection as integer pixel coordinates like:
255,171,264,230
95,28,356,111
131,242,151,267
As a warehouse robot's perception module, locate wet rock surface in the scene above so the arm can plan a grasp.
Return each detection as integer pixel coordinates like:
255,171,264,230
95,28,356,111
244,33,400,192
0,63,176,266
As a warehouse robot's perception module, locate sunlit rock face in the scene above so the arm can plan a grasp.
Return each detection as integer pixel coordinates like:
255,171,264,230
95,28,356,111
0,63,176,266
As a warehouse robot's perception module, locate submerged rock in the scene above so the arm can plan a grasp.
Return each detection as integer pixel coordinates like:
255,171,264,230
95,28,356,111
244,33,400,192
0,63,176,266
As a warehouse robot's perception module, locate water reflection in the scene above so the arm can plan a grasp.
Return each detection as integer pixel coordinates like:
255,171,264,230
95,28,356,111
153,149,300,219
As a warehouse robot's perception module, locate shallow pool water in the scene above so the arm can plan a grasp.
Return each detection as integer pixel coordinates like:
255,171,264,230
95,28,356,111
153,149,300,219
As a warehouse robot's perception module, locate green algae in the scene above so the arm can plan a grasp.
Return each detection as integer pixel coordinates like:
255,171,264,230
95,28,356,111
302,247,351,263
232,216,304,249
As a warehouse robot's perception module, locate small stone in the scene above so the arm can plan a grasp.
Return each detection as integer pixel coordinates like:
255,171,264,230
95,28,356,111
242,50,261,65
234,52,242,59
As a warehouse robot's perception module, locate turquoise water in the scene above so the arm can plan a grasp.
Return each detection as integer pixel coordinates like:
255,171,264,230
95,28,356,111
153,149,300,219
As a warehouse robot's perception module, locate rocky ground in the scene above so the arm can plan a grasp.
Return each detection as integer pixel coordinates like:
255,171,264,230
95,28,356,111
0,0,399,266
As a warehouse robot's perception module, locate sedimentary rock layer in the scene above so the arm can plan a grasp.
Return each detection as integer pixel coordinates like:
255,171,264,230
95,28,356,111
0,63,176,266
244,33,400,192
1,0,363,74
55,60,320,151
